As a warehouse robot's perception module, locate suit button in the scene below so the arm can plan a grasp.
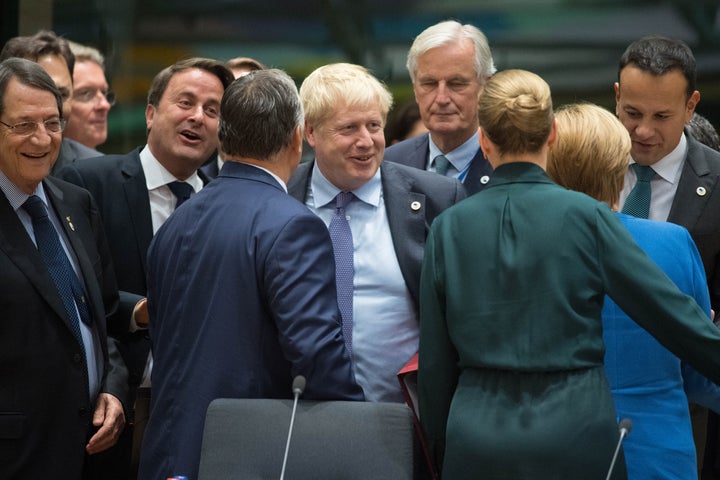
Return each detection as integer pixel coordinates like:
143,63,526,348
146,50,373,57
73,353,82,363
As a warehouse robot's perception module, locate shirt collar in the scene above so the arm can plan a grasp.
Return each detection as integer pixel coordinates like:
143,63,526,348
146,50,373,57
629,132,687,184
310,161,382,208
0,169,48,211
139,145,203,192
238,161,288,192
428,131,479,172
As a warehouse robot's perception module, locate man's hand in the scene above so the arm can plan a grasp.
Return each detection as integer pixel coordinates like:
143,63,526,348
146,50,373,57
86,393,125,454
134,297,149,329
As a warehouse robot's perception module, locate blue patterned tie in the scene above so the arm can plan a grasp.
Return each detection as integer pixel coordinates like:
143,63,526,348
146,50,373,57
168,181,194,208
329,192,354,354
622,164,655,218
433,155,450,176
23,196,91,349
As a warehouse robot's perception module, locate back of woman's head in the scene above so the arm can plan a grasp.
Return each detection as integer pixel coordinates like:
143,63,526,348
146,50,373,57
547,103,631,205
478,69,553,155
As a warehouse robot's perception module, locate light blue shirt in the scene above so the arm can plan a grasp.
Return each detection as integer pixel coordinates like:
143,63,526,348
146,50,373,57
306,164,419,402
0,171,102,400
428,132,480,182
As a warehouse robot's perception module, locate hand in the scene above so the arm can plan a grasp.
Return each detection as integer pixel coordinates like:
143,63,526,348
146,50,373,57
134,297,149,329
86,393,125,454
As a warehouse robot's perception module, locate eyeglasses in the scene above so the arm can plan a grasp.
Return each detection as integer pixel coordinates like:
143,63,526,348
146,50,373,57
0,118,66,136
73,88,116,106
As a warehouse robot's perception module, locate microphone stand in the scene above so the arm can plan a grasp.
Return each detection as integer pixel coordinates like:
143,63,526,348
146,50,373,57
605,418,632,480
280,375,306,480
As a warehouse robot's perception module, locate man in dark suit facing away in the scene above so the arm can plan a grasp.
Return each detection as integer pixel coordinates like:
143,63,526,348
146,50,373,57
139,68,363,480
0,57,127,478
384,20,496,195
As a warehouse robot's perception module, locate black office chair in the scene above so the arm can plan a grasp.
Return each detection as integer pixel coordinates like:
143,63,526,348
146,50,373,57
197,398,416,480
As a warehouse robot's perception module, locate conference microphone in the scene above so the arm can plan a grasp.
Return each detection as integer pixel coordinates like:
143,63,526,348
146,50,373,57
605,418,632,480
280,375,306,480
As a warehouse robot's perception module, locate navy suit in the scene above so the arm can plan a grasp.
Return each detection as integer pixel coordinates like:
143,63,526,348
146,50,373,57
384,133,493,195
139,161,363,480
51,137,102,176
288,159,466,306
0,176,128,478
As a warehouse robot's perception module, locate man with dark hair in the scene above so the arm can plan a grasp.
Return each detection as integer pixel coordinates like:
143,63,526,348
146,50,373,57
58,56,234,478
1,30,101,171
0,57,127,478
614,35,720,478
139,68,363,480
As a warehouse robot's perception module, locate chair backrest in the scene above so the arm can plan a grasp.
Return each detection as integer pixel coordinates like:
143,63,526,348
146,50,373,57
198,398,416,480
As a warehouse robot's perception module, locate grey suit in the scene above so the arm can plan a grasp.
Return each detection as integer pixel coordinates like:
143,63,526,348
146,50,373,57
384,133,493,196
288,159,466,309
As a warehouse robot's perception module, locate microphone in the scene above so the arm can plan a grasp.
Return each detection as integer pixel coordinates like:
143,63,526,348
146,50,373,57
280,375,306,480
605,418,632,480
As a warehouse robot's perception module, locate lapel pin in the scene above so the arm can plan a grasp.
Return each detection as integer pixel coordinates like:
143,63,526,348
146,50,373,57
480,175,490,185
696,186,707,197
410,201,422,211
66,216,75,231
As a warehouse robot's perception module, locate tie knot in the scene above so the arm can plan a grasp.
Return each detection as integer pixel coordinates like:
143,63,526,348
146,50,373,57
633,164,655,182
434,155,450,176
22,195,49,220
168,181,194,206
335,191,354,210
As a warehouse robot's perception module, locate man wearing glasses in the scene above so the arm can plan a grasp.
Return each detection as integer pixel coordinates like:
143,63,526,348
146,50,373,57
0,30,102,174
65,41,115,152
0,57,128,478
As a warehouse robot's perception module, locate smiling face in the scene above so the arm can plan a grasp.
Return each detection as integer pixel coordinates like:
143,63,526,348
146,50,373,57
306,101,385,192
615,66,698,166
145,68,224,179
413,38,483,152
64,60,111,148
0,78,62,193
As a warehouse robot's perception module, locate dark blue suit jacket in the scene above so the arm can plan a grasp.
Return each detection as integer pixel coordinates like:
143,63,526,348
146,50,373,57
0,177,127,478
384,133,493,195
138,161,363,480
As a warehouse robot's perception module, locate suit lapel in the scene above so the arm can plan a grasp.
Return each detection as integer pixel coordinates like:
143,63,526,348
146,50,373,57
0,186,81,337
121,152,154,277
668,136,720,229
287,161,313,202
381,162,426,303
463,148,493,195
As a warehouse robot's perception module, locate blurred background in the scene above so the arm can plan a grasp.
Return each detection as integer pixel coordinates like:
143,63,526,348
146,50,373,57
2,0,719,154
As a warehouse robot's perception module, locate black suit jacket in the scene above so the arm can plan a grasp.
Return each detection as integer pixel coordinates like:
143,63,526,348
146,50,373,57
288,160,466,306
58,147,209,393
51,137,102,176
668,133,720,313
384,133,493,195
0,176,128,478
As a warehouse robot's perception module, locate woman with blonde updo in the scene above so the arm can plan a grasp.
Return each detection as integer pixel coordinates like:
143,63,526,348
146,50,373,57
418,70,720,479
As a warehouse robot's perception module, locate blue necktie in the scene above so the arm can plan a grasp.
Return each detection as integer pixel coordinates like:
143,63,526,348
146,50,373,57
168,181,194,208
433,155,450,176
622,164,655,219
23,195,91,349
329,192,354,354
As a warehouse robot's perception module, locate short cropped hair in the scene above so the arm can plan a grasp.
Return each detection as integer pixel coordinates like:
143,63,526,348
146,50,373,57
686,112,720,152
618,36,697,99
0,57,63,119
406,20,496,83
226,56,266,73
147,57,234,107
218,69,303,160
300,63,393,128
547,103,631,206
68,40,105,69
0,30,75,76
477,69,553,156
